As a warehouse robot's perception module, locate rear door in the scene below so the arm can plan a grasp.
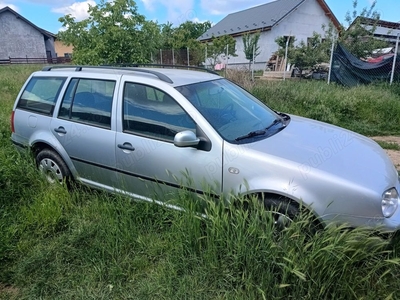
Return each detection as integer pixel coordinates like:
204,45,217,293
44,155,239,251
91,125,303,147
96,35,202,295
51,74,119,188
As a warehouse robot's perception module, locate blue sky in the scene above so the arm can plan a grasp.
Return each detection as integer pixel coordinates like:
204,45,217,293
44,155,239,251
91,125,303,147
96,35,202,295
0,0,399,34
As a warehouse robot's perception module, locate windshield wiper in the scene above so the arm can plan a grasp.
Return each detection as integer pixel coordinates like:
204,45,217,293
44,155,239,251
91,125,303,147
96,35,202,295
265,118,283,131
235,129,266,141
235,118,284,142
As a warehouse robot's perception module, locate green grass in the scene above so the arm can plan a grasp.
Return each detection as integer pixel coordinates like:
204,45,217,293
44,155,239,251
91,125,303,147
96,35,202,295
1,65,400,299
374,140,400,151
250,80,400,136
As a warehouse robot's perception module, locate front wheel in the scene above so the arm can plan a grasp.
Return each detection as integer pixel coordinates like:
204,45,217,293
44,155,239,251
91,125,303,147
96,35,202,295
263,197,300,231
36,149,71,185
263,196,322,235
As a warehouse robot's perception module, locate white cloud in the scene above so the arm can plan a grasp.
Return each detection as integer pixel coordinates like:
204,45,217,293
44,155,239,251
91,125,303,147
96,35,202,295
0,2,19,11
140,0,195,25
140,0,155,11
11,0,78,7
52,0,96,21
192,16,211,24
200,0,273,15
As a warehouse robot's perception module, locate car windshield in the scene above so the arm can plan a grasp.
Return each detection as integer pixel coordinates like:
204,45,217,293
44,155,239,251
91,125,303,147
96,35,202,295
176,78,282,143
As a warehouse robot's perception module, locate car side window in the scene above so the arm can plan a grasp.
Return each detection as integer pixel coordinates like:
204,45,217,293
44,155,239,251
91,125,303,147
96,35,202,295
123,82,196,141
17,77,66,115
58,78,116,129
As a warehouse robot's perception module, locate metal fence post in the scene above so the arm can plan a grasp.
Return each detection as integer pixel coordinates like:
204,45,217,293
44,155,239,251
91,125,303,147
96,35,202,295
390,33,399,85
283,36,290,81
160,49,162,64
187,47,190,66
205,46,207,68
327,37,336,85
225,44,229,77
172,48,175,65
252,44,255,81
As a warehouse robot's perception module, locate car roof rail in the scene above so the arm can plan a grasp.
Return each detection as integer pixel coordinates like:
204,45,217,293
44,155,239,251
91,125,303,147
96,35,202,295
116,63,219,75
41,65,174,84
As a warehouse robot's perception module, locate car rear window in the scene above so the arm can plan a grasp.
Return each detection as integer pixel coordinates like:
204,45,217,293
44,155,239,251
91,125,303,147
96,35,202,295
17,76,66,115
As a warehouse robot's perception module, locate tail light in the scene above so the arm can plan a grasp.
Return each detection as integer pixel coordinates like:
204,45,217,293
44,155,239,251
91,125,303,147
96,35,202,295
11,111,15,133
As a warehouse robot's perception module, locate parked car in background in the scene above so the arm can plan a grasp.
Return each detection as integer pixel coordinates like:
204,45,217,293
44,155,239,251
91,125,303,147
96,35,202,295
10,65,400,233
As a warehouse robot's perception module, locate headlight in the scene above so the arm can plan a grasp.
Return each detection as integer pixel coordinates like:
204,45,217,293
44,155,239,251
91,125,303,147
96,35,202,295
382,188,399,218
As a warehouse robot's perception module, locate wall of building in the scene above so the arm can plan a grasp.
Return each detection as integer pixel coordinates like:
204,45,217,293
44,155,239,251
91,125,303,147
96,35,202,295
45,37,56,58
216,0,335,70
368,25,400,45
0,11,46,59
54,40,74,57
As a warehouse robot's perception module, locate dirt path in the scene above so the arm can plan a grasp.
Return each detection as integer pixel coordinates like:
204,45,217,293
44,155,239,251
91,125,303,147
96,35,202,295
371,136,400,171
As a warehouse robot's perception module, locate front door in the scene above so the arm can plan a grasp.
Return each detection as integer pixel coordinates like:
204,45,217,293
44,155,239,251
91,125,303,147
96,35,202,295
114,81,223,206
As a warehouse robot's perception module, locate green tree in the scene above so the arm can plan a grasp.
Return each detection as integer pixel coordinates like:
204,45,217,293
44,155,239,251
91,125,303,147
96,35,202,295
274,35,296,68
171,21,211,65
206,35,237,68
58,0,160,64
295,33,331,75
159,22,176,49
274,32,332,76
242,31,261,70
176,21,212,43
157,20,211,65
141,20,163,62
339,0,388,59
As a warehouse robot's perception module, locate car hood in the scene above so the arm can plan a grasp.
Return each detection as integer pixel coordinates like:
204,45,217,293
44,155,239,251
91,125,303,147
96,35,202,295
248,115,397,190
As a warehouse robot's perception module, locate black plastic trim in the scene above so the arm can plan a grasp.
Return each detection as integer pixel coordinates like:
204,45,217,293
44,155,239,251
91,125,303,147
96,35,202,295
70,156,218,197
42,65,174,84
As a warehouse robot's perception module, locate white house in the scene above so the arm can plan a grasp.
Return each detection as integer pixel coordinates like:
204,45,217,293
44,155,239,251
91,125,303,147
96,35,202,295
198,0,340,70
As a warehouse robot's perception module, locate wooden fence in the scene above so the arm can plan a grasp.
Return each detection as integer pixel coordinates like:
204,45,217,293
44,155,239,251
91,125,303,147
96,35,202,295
0,57,71,65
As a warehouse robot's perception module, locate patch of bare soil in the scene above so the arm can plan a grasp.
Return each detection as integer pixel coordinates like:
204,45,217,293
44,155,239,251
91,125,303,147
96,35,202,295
371,136,400,171
0,284,19,299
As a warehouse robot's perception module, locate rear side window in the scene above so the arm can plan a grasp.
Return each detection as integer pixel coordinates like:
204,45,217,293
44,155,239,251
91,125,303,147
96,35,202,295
17,77,66,115
58,78,115,129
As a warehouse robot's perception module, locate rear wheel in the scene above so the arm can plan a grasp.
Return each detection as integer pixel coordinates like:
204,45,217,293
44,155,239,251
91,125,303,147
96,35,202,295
36,149,71,185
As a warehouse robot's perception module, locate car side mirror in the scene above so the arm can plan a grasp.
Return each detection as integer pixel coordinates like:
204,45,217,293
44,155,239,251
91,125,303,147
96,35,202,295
174,130,200,148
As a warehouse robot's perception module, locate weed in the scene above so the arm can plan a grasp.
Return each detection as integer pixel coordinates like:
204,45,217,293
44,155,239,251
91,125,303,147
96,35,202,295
1,65,400,299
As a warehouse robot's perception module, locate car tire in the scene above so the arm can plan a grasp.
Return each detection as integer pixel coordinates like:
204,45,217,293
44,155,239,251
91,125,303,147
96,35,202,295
36,149,71,185
263,196,322,235
263,197,300,231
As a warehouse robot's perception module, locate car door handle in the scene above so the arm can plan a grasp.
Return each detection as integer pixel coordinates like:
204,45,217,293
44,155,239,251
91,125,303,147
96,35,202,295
118,143,135,151
54,127,67,134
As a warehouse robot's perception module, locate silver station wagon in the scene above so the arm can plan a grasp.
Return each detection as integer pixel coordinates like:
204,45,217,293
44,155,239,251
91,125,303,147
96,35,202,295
11,65,400,233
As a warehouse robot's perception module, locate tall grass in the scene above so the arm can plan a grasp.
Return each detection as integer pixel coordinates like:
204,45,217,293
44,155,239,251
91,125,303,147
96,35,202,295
250,80,400,136
2,191,400,299
1,65,400,299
